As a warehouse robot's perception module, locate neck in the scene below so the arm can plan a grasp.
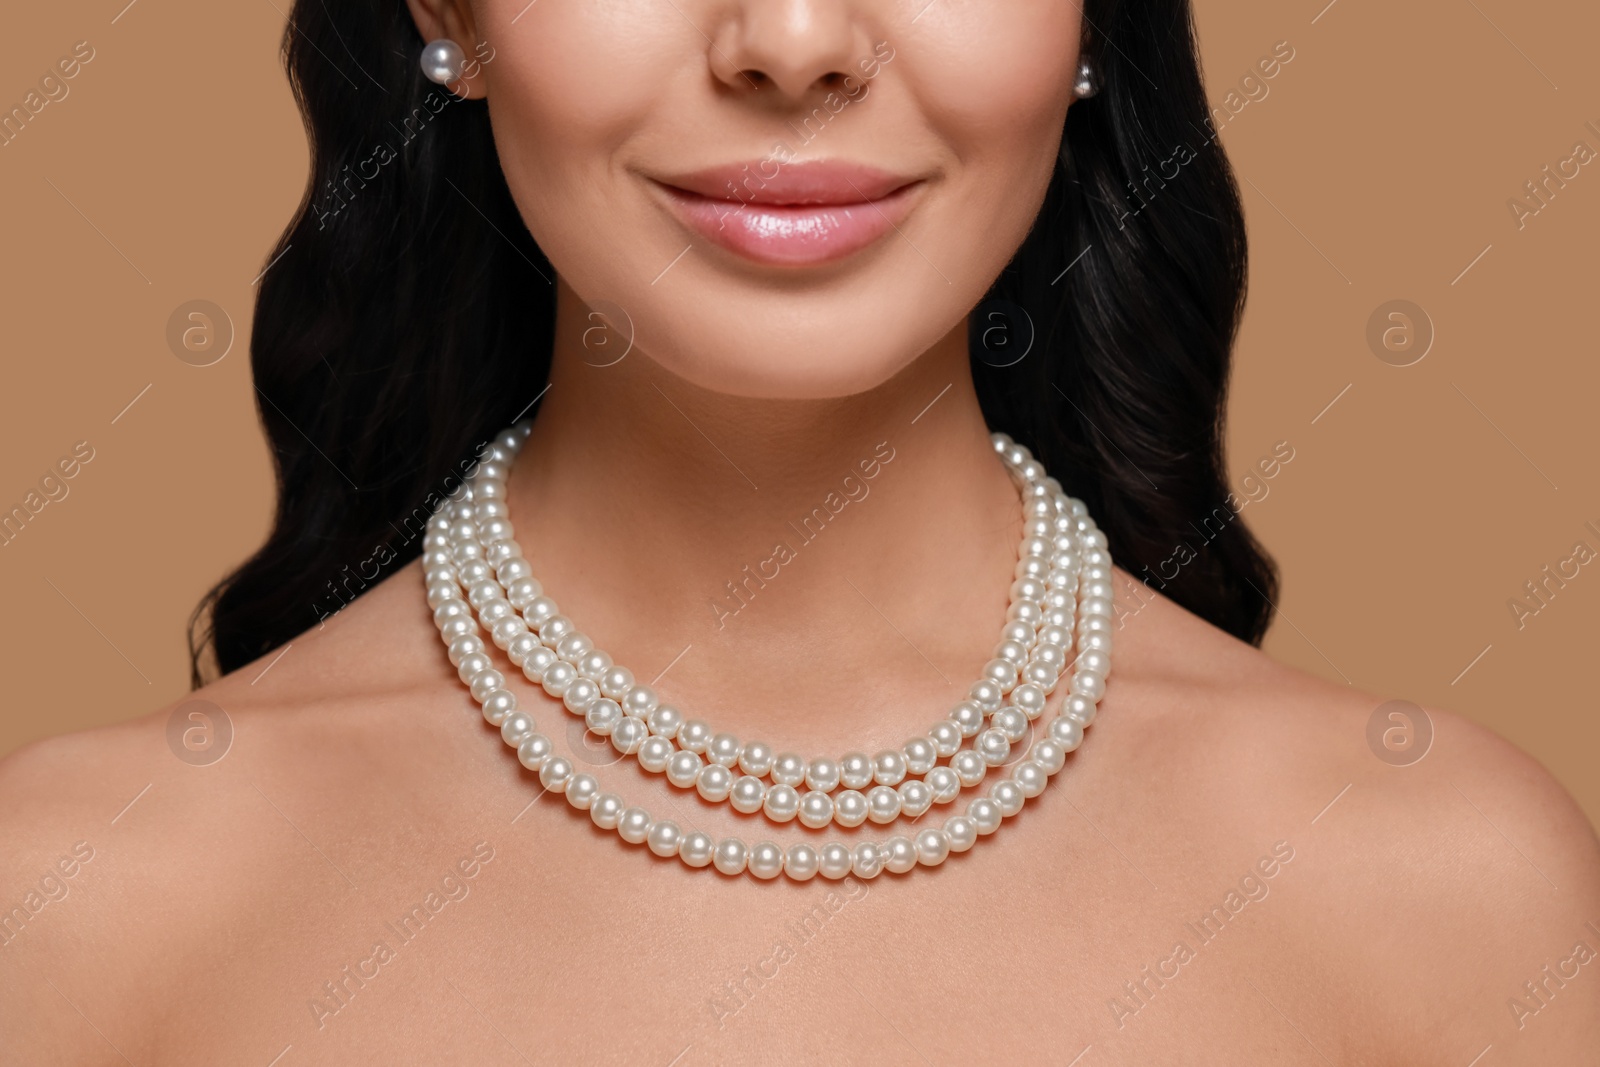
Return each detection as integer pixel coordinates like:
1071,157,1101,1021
507,280,1024,749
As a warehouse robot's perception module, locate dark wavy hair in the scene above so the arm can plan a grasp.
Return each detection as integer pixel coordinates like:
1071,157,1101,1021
190,0,1276,683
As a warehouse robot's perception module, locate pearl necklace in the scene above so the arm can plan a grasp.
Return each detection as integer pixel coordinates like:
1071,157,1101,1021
423,423,1112,880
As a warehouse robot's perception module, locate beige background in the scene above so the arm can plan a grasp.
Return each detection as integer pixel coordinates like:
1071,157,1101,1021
2,2,1596,822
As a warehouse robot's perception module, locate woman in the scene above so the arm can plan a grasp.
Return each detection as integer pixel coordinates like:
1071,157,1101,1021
4,0,1596,1062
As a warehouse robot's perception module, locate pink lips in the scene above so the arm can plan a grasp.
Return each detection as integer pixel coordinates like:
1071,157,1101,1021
652,161,923,266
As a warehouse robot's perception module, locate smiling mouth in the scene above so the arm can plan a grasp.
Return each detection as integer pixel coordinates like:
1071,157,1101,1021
650,160,925,266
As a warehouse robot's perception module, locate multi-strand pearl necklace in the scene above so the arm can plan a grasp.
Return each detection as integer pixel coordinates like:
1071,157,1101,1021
423,421,1113,881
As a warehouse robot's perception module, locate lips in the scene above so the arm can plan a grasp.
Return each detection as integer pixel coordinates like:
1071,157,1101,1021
650,160,924,266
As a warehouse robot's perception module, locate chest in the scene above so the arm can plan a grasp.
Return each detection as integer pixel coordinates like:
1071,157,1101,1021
153,791,1338,1066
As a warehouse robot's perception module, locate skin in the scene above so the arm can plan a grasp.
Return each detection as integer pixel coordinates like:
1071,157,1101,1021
3,1,1598,1063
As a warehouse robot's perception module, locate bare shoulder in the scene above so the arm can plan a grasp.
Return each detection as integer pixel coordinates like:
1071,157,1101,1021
1099,577,1600,1062
0,559,459,1057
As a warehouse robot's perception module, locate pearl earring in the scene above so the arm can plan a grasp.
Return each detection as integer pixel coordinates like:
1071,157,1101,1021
1072,57,1100,99
420,38,466,85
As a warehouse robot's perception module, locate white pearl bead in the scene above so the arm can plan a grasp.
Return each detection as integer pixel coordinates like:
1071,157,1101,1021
679,831,715,868
902,738,937,775
872,750,907,787
521,647,557,683
866,785,902,824
952,750,988,787
785,844,820,881
852,842,885,879
969,681,1004,711
925,767,961,804
950,701,985,737
883,836,918,874
585,699,623,736
610,717,648,754
447,634,485,666
1062,697,1100,729
945,815,978,853
537,615,574,645
990,779,1025,817
730,776,767,814
833,789,869,828
1070,671,1106,702
590,793,624,829
772,753,807,787
622,684,659,718
562,678,600,715
739,742,775,777
637,736,673,773
516,734,552,771
1032,739,1067,775
799,791,835,829
1076,649,1111,677
483,690,518,727
977,728,1011,766
666,750,703,788
599,665,635,699
713,838,748,875
541,662,576,698
707,733,742,768
647,704,683,738
804,758,841,793
914,828,951,866
1010,683,1047,719
506,632,541,666
646,820,682,858
748,842,784,880
819,843,853,880
1013,761,1047,798
967,797,1002,834
839,752,874,789
576,649,613,681
556,631,593,664
499,712,535,746
565,774,599,809
897,779,933,818
763,784,801,823
992,707,1029,742
617,807,652,844
696,764,734,802
678,720,712,754
469,670,505,703
929,721,963,757
1049,717,1084,751
538,757,574,793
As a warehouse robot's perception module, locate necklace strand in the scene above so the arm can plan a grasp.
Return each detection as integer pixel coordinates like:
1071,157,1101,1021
425,423,1112,879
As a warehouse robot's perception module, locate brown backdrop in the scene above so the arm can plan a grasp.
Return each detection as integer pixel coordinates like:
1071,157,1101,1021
3,1,1596,822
